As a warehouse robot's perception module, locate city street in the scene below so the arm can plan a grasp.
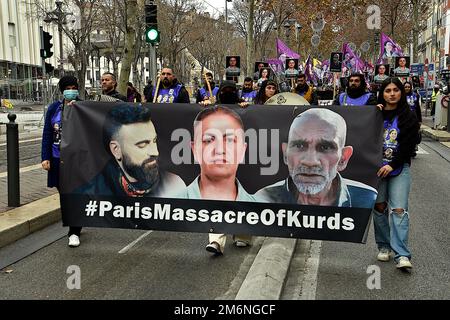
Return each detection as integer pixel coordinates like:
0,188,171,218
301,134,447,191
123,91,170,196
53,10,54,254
0,125,449,300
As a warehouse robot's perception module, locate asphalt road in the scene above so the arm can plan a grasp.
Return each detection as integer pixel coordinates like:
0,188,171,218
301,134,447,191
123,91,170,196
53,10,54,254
0,225,264,299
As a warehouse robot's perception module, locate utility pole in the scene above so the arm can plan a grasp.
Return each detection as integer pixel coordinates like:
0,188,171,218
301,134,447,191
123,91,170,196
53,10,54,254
246,0,255,77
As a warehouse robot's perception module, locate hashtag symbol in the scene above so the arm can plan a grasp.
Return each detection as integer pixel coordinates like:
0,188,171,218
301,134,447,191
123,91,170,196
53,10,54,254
85,201,98,217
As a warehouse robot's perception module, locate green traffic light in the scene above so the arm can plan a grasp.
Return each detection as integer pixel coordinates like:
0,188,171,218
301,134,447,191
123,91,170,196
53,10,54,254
147,29,158,40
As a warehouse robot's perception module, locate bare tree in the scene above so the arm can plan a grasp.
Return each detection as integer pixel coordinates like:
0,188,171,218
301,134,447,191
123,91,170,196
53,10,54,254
25,0,100,98
97,0,126,76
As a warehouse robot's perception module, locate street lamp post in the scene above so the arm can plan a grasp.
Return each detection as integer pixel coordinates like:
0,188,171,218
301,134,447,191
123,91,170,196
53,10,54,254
44,1,71,76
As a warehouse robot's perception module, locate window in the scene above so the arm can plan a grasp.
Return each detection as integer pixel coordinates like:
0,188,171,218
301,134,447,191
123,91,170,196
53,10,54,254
8,23,16,48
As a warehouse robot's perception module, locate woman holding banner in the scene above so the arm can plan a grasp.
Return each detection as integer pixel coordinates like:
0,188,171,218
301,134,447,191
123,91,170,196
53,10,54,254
373,78,419,271
41,75,83,248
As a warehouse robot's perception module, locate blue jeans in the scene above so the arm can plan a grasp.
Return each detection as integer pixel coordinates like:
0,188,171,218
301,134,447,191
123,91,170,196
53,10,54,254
372,164,411,261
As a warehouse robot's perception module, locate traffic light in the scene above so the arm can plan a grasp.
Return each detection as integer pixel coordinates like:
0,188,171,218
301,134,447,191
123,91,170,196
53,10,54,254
41,30,54,59
145,3,159,44
45,62,54,74
145,4,157,27
145,27,160,44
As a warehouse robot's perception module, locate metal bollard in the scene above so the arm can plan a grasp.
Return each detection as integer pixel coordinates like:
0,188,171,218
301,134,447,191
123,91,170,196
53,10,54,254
7,113,20,207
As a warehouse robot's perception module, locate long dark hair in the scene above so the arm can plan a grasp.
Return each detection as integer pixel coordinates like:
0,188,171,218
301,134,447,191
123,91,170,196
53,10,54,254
377,77,417,130
377,77,407,108
255,80,279,104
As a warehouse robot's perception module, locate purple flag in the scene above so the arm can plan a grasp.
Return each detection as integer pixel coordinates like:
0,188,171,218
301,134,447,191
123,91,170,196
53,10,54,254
304,55,317,84
342,43,365,74
377,33,404,64
276,38,300,71
266,58,284,74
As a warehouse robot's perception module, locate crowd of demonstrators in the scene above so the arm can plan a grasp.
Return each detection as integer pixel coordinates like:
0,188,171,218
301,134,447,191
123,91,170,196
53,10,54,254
101,72,128,102
294,73,318,105
373,77,420,271
254,79,279,104
41,75,83,247
149,67,190,104
334,73,377,106
196,72,219,104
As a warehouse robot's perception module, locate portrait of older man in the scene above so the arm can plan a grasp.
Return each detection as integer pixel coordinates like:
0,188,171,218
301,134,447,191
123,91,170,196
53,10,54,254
256,108,377,208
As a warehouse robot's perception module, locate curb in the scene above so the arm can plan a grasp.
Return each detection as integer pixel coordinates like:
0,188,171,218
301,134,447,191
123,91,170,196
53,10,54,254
235,237,297,300
0,194,61,248
421,125,450,142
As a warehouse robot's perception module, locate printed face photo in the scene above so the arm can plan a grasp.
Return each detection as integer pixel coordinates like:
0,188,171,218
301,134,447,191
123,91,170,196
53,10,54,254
254,61,268,73
375,64,390,76
259,68,271,79
192,112,247,180
285,59,298,70
226,56,240,68
111,120,160,184
395,56,410,69
330,52,343,72
284,113,349,195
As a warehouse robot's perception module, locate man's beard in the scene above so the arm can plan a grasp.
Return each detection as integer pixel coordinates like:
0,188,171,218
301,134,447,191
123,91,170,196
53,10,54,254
122,154,160,188
347,84,366,98
290,166,333,195
296,83,307,92
243,87,253,93
162,78,172,88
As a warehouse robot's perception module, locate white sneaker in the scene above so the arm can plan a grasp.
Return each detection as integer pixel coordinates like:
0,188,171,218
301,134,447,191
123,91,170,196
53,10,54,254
396,256,412,269
205,242,222,255
377,248,392,262
235,240,249,247
68,234,80,247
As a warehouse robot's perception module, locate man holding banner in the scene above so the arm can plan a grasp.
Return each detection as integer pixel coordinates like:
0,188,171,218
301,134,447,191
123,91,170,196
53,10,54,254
256,108,377,208
177,106,255,255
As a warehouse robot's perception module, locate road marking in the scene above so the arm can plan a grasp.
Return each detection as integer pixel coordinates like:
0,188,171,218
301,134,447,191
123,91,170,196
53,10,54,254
118,230,153,254
0,163,42,178
0,137,42,147
300,240,322,300
416,146,429,154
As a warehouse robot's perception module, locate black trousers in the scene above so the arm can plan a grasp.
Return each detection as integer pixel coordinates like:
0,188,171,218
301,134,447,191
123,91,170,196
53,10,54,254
68,226,82,236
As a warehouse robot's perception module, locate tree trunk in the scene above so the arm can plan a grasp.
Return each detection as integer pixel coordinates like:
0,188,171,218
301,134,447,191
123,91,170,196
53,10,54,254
246,0,255,76
118,0,138,95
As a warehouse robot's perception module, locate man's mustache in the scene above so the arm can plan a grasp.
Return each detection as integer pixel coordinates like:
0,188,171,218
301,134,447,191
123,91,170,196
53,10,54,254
142,156,158,166
293,166,325,177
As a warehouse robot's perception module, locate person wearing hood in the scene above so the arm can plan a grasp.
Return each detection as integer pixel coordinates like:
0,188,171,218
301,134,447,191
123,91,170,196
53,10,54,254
41,75,83,248
373,77,419,271
334,73,377,106
200,80,249,108
196,72,219,103
149,67,190,104
294,73,318,105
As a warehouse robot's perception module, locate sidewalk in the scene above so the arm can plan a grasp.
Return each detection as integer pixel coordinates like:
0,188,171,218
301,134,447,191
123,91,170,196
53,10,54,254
421,114,450,145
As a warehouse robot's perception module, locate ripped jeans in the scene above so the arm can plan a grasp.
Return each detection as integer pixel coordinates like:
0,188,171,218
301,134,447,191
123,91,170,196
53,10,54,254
372,164,411,261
